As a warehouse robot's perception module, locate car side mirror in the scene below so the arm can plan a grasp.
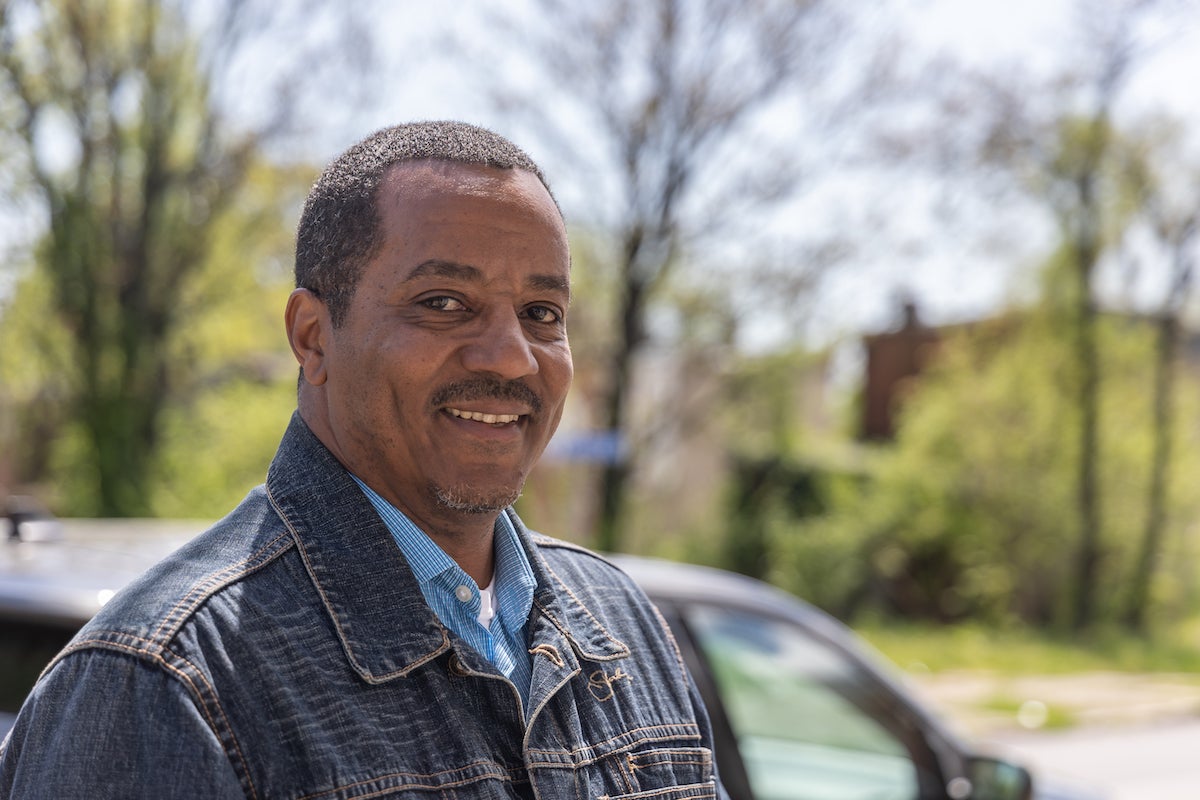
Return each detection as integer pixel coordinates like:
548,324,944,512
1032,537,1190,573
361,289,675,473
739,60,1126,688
947,756,1033,800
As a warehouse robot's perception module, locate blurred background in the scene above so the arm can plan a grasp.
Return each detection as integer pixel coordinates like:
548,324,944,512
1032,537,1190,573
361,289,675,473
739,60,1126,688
4,0,1200,678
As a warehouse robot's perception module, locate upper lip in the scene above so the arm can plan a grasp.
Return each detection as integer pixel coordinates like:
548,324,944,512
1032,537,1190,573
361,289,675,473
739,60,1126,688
430,378,543,419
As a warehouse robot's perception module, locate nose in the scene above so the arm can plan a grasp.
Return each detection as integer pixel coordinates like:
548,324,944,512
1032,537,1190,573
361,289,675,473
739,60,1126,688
461,310,539,380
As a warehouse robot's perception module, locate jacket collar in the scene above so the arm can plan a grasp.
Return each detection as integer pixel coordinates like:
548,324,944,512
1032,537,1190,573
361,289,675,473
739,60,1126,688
264,413,626,683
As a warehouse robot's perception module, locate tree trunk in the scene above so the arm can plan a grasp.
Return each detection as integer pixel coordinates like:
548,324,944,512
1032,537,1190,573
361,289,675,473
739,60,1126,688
1124,313,1178,632
1070,204,1103,632
593,239,649,553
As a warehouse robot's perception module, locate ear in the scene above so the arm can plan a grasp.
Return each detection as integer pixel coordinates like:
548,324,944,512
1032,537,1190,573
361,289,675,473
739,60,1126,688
285,288,330,386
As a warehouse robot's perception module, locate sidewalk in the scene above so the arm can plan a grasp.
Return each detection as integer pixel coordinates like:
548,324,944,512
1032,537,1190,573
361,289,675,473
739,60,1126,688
906,670,1200,735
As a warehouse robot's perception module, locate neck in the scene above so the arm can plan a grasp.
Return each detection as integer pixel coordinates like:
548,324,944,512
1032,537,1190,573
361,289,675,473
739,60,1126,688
433,525,496,586
407,504,499,587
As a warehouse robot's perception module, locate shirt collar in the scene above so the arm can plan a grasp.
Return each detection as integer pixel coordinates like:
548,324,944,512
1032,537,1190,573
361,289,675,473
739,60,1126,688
351,477,536,636
491,510,537,635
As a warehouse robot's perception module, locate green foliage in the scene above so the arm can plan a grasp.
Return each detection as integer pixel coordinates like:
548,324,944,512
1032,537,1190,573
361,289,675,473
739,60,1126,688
147,159,304,517
152,378,294,518
797,306,1200,628
767,484,874,619
0,0,280,515
0,158,307,517
0,266,74,497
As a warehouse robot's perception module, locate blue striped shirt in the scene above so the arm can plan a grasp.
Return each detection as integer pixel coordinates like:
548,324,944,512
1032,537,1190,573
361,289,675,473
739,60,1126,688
351,478,535,707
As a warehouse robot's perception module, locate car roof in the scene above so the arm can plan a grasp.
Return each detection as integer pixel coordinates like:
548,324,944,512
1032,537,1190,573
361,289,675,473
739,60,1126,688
610,553,863,651
0,519,203,627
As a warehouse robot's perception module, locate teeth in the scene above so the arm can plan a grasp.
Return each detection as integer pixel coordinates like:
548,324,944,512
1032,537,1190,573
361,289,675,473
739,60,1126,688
447,408,520,424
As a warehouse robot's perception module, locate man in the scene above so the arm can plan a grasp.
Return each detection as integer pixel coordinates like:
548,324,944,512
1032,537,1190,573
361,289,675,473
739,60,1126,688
0,121,726,798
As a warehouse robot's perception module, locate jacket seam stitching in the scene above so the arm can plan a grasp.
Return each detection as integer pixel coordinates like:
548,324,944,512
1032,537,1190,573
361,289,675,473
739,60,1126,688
294,761,521,800
45,636,259,800
536,559,631,659
149,529,294,645
650,603,690,686
525,722,702,762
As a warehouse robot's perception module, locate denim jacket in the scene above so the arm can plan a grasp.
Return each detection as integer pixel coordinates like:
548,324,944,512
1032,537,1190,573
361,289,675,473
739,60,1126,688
0,415,726,799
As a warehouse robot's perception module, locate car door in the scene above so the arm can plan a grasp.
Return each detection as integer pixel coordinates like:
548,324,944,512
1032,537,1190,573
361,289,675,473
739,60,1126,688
654,598,950,800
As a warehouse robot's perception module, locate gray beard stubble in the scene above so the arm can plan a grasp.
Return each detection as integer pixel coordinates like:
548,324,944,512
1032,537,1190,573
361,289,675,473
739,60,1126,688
432,482,523,515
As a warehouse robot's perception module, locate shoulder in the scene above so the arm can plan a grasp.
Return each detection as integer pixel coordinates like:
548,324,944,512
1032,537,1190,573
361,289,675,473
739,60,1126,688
528,532,644,590
70,486,295,661
526,531,669,632
524,532,695,686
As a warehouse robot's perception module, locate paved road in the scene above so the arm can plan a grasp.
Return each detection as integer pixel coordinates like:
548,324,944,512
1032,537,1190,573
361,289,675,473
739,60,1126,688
909,671,1200,799
985,719,1200,800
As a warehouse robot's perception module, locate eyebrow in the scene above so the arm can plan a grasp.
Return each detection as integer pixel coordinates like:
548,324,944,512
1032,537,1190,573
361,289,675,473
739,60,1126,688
404,259,570,295
404,259,482,283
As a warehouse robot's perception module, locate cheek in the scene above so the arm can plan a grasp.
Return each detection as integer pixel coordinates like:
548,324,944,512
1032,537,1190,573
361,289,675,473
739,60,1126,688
544,345,574,389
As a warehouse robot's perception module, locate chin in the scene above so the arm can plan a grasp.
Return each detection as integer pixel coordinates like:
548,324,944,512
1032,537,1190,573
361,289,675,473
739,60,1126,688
432,483,523,515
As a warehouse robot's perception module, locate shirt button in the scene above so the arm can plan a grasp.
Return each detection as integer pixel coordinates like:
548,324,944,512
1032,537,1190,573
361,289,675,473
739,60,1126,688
455,584,472,603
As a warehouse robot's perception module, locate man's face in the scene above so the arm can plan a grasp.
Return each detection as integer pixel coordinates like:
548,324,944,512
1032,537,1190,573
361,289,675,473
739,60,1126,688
300,160,572,523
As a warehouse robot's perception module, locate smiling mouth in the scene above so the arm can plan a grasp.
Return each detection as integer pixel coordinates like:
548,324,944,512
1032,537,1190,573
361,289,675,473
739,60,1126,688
446,408,523,425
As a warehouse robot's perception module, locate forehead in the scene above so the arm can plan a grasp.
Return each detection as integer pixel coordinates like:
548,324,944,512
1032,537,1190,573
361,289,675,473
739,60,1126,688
372,160,569,278
380,160,561,229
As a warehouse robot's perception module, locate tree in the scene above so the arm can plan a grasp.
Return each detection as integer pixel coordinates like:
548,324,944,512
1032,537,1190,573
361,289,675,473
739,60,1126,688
475,0,857,551
1043,110,1127,632
1114,126,1200,631
0,0,367,515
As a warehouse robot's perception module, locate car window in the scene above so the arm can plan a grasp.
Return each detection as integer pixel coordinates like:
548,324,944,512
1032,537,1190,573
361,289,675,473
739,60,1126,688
0,618,75,738
686,604,923,800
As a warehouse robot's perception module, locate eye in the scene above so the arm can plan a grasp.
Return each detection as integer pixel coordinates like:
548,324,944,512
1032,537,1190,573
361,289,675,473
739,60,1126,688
525,304,564,324
422,296,468,312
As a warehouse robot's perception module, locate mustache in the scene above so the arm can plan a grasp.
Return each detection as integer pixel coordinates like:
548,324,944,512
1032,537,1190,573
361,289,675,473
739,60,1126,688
430,378,543,415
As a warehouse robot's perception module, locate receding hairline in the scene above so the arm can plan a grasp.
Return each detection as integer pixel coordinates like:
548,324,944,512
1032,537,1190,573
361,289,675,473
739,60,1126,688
310,121,558,208
377,157,563,218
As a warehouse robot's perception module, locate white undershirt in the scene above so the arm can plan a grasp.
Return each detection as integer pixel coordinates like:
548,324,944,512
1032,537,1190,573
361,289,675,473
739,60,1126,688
477,579,497,628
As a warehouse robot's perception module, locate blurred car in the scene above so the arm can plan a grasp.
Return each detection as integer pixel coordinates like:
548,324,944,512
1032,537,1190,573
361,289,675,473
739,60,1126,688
612,555,1071,800
0,513,1090,799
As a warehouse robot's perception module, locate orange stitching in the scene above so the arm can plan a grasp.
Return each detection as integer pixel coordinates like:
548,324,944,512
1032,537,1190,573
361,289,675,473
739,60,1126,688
537,560,630,659
160,647,260,800
650,604,689,685
269,493,452,683
529,643,565,668
45,636,260,800
525,723,702,765
600,784,716,800
294,762,516,800
628,747,712,769
587,667,633,702
151,530,293,644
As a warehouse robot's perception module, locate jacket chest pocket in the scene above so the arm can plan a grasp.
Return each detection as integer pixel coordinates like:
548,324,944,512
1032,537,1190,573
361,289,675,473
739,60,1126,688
599,745,717,800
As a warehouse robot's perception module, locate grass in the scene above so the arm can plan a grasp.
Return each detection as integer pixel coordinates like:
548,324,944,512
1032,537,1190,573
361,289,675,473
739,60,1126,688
852,617,1200,675
977,696,1077,730
852,619,1200,732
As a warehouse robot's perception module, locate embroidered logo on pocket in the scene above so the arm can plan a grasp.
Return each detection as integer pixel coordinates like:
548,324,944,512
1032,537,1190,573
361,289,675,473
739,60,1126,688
588,667,633,702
